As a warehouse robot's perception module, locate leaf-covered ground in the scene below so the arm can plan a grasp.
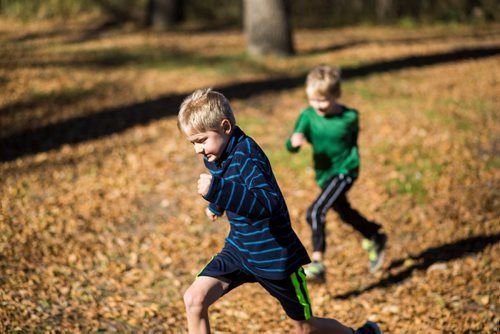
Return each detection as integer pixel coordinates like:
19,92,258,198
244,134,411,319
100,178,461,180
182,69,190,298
0,18,499,333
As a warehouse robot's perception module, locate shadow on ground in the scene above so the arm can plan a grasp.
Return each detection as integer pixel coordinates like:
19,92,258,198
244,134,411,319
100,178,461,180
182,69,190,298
1,45,499,162
304,30,500,55
334,233,500,300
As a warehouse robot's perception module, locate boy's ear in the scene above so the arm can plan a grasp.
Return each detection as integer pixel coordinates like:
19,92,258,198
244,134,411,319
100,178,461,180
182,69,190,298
221,119,232,134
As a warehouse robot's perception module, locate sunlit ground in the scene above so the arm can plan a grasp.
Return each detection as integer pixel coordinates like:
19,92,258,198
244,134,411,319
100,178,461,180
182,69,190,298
1,18,499,333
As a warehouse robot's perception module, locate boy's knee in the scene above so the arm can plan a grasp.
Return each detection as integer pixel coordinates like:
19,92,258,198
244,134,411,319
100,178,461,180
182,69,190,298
183,286,206,315
293,319,314,334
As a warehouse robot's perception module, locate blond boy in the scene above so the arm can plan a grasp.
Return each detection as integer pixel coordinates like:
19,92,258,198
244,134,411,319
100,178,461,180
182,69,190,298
287,64,387,281
178,88,381,334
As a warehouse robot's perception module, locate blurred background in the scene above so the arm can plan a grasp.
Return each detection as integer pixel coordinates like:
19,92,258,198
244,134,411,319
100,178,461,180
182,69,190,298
0,1,499,333
1,0,499,28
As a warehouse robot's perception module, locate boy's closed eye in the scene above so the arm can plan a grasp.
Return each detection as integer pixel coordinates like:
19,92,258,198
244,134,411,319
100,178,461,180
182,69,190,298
190,137,207,145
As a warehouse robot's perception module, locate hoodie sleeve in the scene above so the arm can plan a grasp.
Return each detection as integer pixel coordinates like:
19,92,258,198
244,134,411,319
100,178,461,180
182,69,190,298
203,151,280,219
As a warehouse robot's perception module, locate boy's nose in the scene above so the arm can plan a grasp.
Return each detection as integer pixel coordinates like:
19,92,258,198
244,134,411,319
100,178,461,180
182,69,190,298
194,144,203,154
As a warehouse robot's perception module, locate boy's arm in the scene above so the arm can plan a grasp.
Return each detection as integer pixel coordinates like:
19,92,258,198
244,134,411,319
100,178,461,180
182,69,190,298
286,133,306,152
198,174,225,217
286,112,309,153
207,202,224,216
352,111,359,146
205,206,219,221
203,155,280,219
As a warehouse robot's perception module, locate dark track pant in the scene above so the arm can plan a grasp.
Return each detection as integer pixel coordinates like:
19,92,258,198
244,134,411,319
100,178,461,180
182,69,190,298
306,174,381,253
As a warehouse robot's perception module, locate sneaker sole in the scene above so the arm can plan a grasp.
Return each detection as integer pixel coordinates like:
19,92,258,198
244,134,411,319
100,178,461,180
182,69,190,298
369,249,385,273
370,234,387,273
303,271,325,283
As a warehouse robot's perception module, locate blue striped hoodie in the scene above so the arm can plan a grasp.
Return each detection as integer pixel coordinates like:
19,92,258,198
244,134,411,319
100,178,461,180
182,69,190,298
203,126,310,280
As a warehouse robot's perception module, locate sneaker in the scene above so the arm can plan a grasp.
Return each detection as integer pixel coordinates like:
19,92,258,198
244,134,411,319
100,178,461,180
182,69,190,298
362,233,387,273
356,321,381,334
303,261,326,282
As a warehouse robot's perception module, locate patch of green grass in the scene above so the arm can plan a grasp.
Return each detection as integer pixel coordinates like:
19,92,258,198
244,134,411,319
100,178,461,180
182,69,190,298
78,47,269,76
380,143,443,202
0,0,100,20
237,115,269,134
1,85,107,131
424,98,496,132
266,145,313,181
397,16,418,29
424,105,472,132
29,86,98,105
386,166,427,202
344,81,378,102
484,155,500,171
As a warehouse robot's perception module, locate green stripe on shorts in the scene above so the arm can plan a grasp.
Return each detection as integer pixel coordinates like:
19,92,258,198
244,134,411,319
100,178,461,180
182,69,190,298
197,256,215,277
291,268,312,320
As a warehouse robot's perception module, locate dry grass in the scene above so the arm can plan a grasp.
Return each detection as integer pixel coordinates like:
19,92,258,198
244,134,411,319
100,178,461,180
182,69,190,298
1,18,499,333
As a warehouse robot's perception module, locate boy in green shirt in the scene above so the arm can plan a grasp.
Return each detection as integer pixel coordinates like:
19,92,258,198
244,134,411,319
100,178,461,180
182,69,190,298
286,64,387,281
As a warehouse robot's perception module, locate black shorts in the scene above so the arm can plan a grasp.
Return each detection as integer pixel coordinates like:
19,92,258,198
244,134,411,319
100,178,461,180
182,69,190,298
198,254,313,321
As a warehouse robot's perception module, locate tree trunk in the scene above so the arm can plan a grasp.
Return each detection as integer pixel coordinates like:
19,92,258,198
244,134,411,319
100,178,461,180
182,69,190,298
244,0,294,56
145,0,183,30
376,0,393,23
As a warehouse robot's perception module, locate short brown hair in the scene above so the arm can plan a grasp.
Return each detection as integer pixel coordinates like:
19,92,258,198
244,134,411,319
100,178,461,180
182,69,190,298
306,64,341,98
178,88,236,134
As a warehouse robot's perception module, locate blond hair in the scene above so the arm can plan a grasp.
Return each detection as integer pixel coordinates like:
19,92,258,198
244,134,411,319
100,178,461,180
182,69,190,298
178,88,236,134
306,64,341,98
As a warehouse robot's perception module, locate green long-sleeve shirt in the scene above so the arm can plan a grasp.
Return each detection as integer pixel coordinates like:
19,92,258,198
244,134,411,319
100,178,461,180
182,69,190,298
286,105,360,188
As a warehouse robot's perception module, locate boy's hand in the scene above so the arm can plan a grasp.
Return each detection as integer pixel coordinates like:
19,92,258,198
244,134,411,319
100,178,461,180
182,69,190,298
198,173,212,197
291,133,306,148
205,207,219,221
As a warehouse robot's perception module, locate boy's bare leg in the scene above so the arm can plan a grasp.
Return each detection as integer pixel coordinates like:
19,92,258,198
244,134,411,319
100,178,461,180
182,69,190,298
292,317,353,334
311,251,324,262
183,276,230,334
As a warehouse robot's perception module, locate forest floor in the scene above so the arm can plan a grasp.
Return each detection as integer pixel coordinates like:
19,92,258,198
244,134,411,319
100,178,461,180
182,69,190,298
0,17,499,333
